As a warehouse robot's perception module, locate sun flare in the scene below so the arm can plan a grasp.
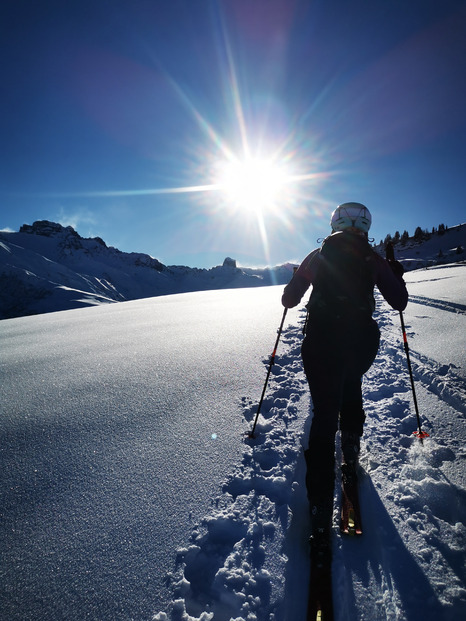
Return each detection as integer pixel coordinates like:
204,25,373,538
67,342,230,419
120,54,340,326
215,156,290,214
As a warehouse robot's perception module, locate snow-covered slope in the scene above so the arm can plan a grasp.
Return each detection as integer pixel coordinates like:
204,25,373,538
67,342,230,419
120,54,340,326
0,221,294,319
1,263,465,620
374,223,466,271
152,266,466,621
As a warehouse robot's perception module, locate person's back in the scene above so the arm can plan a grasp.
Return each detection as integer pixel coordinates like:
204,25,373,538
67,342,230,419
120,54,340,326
306,229,376,321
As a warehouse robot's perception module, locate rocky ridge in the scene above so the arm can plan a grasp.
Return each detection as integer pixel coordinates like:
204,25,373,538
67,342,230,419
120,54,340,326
0,221,294,319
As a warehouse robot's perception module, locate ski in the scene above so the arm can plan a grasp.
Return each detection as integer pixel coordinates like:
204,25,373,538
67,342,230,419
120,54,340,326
340,463,362,536
307,532,334,620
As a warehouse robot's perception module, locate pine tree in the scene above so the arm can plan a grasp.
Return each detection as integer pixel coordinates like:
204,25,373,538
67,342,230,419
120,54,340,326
401,230,409,245
414,226,424,241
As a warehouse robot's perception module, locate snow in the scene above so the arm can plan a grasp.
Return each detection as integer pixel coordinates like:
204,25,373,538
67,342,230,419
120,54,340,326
1,261,465,619
402,264,466,377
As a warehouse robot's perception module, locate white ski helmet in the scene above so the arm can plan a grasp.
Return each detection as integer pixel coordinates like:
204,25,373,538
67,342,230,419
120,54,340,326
330,202,372,233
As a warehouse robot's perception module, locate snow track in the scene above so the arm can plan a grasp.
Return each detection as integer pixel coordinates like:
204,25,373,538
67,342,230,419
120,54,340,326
408,295,466,315
155,298,466,621
155,313,311,621
344,301,466,621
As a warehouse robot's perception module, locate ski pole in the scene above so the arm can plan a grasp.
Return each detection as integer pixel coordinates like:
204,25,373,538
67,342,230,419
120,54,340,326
398,310,429,441
248,307,288,439
385,242,429,441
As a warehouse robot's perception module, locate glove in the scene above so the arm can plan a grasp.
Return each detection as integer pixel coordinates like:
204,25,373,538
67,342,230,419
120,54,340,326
388,259,404,277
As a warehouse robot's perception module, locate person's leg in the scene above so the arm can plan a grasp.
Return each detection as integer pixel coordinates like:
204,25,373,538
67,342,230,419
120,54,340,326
340,387,365,432
301,324,343,533
340,319,380,464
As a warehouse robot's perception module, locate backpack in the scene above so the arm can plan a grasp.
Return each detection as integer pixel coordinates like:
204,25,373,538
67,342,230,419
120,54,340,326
307,231,376,321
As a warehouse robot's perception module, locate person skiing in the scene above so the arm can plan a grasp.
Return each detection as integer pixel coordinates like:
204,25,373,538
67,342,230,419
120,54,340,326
281,202,408,544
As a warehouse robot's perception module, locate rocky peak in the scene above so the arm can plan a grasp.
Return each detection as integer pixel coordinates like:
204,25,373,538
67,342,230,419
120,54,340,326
20,220,80,238
222,257,237,268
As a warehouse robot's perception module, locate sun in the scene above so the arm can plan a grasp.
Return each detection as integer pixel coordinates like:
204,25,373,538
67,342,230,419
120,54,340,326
215,155,290,215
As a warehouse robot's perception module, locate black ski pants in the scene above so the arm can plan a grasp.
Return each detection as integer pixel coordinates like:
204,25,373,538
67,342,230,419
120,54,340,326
301,315,380,506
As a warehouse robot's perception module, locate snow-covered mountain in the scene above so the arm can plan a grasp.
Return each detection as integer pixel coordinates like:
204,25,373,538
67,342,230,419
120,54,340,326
0,221,295,319
1,220,464,320
373,223,465,271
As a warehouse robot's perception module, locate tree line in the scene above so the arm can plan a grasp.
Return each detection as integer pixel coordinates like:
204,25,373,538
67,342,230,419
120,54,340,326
379,223,450,248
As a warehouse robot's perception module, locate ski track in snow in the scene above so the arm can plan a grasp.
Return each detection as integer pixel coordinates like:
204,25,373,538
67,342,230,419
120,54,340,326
408,294,466,316
154,299,466,621
153,316,311,621
343,300,466,621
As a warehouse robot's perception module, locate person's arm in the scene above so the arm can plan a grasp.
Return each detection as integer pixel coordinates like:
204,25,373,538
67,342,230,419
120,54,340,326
282,249,319,308
374,253,408,311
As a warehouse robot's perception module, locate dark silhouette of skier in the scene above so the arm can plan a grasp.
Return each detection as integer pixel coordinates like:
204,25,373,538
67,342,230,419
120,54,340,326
282,202,408,540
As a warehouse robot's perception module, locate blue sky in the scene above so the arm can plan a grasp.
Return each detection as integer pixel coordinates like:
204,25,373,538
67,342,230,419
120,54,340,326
1,0,465,268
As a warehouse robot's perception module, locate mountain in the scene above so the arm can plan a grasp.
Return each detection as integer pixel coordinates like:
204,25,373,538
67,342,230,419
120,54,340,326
0,221,295,319
373,223,466,269
1,220,464,320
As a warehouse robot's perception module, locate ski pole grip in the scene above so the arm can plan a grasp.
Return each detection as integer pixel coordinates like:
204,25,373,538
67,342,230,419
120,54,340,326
385,241,395,262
